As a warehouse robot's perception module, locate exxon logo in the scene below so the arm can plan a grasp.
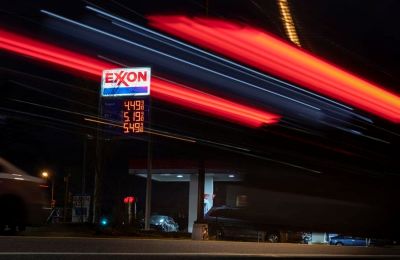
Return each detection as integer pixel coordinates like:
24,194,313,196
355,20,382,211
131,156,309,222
101,67,151,97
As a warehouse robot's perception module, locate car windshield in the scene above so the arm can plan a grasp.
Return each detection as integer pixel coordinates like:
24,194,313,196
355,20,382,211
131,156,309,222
0,157,28,176
150,216,166,223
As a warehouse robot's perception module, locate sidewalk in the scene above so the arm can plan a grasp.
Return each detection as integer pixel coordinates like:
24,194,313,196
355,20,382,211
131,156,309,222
22,223,191,239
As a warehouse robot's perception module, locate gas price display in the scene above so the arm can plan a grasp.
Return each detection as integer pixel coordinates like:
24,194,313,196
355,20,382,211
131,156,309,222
123,100,145,133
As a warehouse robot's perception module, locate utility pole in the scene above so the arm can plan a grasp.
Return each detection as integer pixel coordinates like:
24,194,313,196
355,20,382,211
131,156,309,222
51,177,55,207
82,136,87,196
63,173,71,222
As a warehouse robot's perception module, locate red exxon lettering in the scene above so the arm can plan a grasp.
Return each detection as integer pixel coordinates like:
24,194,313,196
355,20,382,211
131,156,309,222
105,72,114,83
115,71,129,86
138,71,147,81
105,70,148,86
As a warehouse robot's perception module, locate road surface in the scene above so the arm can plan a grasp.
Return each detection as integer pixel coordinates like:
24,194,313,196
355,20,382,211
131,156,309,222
0,236,399,259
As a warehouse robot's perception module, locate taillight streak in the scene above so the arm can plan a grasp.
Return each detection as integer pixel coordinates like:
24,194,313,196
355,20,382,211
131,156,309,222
148,16,400,123
0,29,279,127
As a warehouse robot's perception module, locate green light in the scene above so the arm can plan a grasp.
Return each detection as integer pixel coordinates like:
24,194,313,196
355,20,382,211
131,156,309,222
100,218,108,226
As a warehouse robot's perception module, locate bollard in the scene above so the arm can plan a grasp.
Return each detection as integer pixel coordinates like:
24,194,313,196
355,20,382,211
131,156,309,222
192,223,209,240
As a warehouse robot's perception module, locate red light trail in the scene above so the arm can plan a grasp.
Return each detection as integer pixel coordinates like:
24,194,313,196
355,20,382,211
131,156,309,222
148,16,400,123
0,29,279,127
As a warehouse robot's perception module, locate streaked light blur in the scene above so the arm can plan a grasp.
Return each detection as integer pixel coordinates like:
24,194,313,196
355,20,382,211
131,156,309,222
148,15,400,123
277,0,302,47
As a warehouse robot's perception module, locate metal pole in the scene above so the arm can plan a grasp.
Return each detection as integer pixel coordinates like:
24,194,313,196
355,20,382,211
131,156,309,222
134,201,137,220
128,202,132,225
51,178,55,203
197,159,205,223
81,136,87,223
82,136,87,195
63,174,70,222
92,91,103,224
145,97,152,230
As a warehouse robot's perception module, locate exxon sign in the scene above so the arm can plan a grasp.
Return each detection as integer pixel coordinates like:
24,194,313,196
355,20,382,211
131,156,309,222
101,68,151,97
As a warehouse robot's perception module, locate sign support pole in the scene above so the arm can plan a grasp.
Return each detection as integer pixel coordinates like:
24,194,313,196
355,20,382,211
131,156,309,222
92,90,103,224
145,96,152,230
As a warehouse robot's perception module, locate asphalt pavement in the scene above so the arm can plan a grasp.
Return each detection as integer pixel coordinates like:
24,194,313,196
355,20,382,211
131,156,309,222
0,236,399,259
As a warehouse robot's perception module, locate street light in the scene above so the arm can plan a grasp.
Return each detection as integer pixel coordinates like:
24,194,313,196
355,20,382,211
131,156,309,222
41,170,55,208
41,171,49,178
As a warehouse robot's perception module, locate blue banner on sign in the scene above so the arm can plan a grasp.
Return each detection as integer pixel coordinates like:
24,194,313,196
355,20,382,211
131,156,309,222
102,86,148,96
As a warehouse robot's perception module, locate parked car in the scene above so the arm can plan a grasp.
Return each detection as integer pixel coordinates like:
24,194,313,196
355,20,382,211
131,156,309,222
142,215,179,232
205,206,305,243
329,235,396,247
329,235,368,246
0,158,50,233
